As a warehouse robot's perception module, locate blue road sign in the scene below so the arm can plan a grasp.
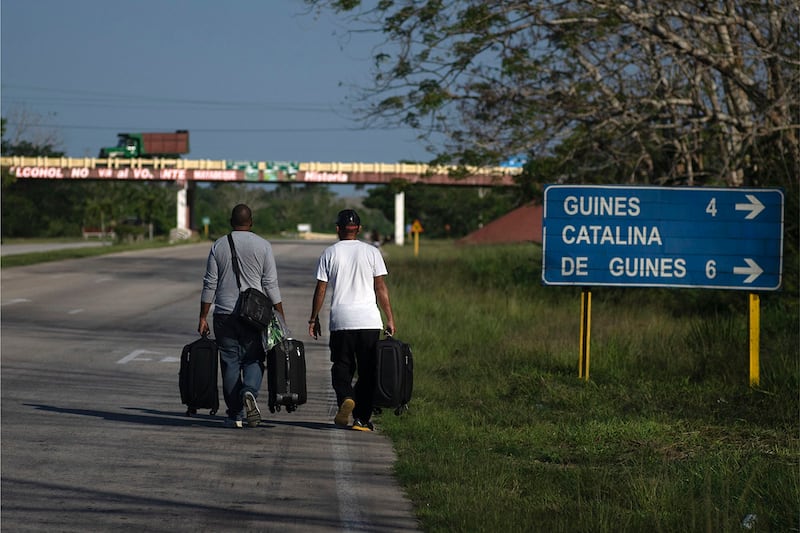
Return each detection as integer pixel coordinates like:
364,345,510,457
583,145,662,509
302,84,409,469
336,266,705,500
542,185,784,290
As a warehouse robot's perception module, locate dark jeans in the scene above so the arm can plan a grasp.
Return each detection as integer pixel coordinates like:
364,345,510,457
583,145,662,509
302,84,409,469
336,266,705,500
329,329,380,422
214,314,265,420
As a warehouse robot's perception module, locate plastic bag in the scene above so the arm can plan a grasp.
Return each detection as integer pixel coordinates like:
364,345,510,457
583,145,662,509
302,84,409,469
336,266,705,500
263,312,290,352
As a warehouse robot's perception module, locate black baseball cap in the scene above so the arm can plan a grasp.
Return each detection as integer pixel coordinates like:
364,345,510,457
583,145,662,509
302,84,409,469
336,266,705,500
336,209,361,227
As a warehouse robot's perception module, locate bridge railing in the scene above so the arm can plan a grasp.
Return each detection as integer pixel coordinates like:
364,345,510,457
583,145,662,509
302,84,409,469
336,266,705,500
0,156,230,169
1,157,521,174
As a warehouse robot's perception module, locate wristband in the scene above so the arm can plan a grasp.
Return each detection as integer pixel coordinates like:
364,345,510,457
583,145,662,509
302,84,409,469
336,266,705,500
308,319,317,324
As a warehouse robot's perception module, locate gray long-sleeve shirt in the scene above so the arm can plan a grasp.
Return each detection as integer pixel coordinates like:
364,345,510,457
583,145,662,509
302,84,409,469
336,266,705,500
201,230,282,314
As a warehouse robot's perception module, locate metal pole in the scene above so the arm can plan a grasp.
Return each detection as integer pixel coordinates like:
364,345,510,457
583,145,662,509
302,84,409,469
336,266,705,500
749,293,760,387
579,288,592,380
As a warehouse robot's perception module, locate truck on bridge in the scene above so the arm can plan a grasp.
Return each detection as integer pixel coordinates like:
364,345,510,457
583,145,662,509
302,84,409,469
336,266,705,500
98,130,189,158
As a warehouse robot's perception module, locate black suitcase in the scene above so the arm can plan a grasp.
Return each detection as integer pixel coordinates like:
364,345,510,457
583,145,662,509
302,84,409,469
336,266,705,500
267,338,307,413
179,335,220,416
373,334,413,415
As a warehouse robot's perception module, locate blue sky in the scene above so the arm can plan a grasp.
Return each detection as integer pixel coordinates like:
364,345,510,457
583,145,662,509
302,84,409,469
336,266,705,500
1,0,431,164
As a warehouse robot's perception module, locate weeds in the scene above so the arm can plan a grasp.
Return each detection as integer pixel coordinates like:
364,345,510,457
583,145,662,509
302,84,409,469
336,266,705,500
377,241,799,532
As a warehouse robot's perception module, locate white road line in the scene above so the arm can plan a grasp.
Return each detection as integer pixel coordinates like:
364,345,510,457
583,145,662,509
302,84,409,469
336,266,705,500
116,349,163,364
331,429,364,532
1,298,31,306
68,309,84,315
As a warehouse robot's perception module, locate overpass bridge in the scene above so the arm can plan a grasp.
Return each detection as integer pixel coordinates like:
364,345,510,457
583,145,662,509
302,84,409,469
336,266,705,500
1,156,521,244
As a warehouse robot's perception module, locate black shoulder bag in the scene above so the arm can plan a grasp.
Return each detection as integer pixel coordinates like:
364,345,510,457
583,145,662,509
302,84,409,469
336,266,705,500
227,233,273,330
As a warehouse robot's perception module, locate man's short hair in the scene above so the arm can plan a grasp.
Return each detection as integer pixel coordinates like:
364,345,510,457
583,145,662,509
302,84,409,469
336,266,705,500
231,204,253,227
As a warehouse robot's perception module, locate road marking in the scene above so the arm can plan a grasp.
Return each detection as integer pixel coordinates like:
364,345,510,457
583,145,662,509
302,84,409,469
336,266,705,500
95,277,113,283
160,356,180,363
2,298,31,306
68,309,84,315
331,432,363,531
330,390,364,532
116,349,163,364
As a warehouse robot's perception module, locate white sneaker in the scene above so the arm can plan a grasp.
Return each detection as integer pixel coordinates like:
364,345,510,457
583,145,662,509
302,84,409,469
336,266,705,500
224,418,243,429
244,391,261,428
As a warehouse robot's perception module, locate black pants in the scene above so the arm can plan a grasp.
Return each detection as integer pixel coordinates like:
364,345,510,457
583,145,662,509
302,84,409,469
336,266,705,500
329,329,380,422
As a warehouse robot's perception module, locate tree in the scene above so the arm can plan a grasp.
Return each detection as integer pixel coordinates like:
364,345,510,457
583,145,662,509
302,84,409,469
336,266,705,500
1,116,72,237
304,1,798,189
1,108,64,157
364,183,519,238
2,115,176,239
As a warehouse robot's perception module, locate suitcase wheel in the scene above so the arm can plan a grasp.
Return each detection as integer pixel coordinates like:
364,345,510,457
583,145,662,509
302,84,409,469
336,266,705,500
186,407,197,417
210,409,217,416
394,404,409,416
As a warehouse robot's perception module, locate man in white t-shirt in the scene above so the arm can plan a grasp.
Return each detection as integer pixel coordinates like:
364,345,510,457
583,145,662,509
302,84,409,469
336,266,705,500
308,209,395,431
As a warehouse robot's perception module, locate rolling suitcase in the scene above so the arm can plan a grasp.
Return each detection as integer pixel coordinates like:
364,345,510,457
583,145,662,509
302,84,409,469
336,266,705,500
267,338,307,413
179,334,220,416
373,333,413,415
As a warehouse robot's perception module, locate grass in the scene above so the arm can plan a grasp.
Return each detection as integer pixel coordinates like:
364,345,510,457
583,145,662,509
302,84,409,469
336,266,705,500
375,240,799,532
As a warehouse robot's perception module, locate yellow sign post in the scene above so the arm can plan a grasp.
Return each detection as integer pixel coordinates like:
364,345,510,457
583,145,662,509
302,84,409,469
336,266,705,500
579,288,592,380
411,219,424,257
749,293,760,387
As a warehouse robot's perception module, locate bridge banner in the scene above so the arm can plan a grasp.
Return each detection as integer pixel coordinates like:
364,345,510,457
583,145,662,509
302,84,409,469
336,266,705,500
7,165,518,186
8,166,249,181
3,157,519,186
7,166,300,182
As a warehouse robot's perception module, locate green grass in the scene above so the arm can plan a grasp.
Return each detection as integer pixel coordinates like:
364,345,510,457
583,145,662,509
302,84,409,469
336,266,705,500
375,241,799,532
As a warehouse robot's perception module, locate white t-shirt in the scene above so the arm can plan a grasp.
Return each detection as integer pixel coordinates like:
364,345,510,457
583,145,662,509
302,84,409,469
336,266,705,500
315,239,388,331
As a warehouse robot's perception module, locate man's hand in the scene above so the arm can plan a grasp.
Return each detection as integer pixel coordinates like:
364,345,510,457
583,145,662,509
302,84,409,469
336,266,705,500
198,317,210,336
308,317,321,339
198,302,212,337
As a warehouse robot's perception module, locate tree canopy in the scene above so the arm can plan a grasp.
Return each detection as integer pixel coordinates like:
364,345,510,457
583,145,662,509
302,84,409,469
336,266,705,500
305,1,798,190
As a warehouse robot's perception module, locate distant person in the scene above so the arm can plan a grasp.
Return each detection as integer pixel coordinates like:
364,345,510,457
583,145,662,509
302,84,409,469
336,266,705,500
308,209,395,431
198,204,285,429
370,229,382,248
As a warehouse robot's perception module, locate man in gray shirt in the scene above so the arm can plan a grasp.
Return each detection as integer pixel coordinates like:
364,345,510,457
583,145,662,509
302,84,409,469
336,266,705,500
199,204,285,428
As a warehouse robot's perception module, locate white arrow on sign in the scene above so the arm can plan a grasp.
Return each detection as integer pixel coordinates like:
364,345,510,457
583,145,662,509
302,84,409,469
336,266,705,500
735,194,765,220
733,258,763,283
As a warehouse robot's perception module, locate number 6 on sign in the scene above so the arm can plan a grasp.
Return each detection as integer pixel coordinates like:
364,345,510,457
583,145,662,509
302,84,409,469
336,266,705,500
705,260,717,279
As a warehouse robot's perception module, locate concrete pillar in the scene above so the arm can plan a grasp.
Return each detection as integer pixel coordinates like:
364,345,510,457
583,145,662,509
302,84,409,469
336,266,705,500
177,181,189,231
394,191,405,246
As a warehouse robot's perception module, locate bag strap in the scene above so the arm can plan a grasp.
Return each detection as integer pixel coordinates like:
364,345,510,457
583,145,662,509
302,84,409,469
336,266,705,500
226,233,243,290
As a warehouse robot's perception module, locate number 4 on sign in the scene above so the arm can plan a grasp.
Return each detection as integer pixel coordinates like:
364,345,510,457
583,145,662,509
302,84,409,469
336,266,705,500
706,198,717,217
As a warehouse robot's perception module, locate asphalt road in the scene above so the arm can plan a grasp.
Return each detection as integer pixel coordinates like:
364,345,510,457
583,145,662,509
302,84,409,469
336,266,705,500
0,240,113,256
1,241,419,532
